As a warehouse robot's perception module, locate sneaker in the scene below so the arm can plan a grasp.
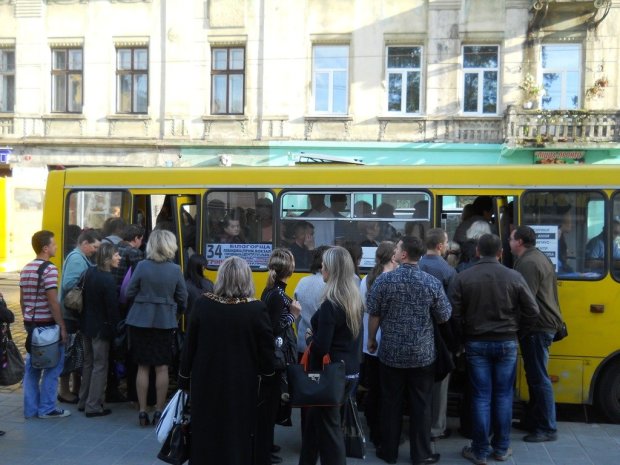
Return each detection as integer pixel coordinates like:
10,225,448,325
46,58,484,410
462,446,487,465
524,431,557,442
493,448,513,461
38,408,71,419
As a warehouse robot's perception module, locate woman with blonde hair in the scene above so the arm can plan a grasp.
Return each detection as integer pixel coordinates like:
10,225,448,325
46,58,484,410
258,248,301,465
179,256,274,465
125,229,188,426
300,246,364,465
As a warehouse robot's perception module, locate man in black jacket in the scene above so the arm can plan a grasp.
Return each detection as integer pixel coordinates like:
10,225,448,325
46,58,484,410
450,234,539,465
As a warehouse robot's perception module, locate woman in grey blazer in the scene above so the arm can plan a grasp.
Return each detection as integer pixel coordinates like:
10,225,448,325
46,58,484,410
125,229,188,426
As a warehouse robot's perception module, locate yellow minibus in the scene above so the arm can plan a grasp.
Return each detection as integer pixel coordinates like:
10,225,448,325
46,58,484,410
43,164,620,422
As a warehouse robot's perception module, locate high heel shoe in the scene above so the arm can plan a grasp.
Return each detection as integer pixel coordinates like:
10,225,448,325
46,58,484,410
152,411,162,426
139,411,150,427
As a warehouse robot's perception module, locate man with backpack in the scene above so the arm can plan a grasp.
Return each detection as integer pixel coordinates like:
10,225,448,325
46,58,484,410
58,230,101,403
19,230,69,419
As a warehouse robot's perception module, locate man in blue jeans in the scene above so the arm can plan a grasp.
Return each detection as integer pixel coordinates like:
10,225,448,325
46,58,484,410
510,225,565,442
20,230,70,419
450,234,539,465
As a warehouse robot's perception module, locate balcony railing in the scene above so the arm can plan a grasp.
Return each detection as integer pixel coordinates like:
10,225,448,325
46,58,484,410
504,106,620,147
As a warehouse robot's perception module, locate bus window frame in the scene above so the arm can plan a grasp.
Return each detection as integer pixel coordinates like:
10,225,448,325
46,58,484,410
202,188,276,271
519,188,608,282
277,188,433,271
64,188,131,256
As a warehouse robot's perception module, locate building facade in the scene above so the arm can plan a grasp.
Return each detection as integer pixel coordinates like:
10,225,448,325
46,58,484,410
0,0,618,168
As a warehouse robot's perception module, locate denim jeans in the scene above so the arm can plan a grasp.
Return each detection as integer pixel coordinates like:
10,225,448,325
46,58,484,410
24,344,65,418
519,331,557,434
465,339,517,460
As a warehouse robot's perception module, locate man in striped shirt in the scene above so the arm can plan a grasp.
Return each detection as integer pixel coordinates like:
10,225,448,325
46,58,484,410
20,230,70,419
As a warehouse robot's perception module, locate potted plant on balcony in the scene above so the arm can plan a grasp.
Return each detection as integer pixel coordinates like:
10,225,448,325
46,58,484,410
519,73,545,109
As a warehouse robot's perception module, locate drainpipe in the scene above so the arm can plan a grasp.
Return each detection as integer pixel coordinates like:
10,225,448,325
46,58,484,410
159,0,167,141
256,0,265,140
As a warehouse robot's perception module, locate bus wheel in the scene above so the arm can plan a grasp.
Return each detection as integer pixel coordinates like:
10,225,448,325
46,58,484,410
596,360,620,423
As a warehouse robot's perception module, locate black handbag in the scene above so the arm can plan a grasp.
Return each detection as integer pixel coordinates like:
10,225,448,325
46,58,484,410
553,322,568,342
157,405,191,465
433,318,455,382
342,395,366,459
286,344,346,408
0,323,25,386
61,332,84,376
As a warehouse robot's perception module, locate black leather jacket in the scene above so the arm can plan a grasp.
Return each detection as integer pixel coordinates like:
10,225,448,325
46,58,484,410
449,257,540,341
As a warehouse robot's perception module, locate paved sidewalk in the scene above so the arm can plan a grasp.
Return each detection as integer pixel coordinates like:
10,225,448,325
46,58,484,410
1,391,620,465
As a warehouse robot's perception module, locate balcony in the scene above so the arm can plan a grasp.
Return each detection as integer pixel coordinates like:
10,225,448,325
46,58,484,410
504,106,620,148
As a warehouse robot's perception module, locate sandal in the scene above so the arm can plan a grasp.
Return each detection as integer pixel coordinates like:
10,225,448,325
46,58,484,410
152,411,162,426
139,411,150,427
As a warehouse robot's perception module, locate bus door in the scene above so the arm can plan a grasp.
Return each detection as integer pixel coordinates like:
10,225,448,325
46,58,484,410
171,195,200,271
131,193,199,270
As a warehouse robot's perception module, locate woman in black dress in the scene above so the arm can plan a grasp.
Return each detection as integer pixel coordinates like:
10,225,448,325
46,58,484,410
179,256,274,465
299,246,364,465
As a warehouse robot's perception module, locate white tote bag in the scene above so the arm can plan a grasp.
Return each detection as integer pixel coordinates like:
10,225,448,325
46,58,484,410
156,389,188,444
30,325,61,369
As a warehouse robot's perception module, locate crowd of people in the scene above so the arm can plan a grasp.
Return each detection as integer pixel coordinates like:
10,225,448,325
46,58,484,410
8,196,568,465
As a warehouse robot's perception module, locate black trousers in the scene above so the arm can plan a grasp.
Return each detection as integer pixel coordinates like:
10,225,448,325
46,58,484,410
298,402,347,465
363,354,382,446
256,373,281,465
379,362,435,463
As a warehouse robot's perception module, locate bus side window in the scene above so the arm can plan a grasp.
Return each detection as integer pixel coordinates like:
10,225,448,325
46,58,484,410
521,190,605,279
204,190,274,270
65,190,129,256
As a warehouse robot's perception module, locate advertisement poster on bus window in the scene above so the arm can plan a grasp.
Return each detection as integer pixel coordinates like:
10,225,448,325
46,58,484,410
361,247,377,269
530,225,559,272
205,243,272,269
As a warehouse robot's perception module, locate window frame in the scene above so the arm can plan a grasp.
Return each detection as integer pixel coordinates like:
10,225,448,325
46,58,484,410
0,48,15,113
278,189,432,271
203,189,276,270
312,44,349,115
520,189,607,281
540,43,582,110
461,44,500,116
210,46,245,115
115,46,149,114
385,45,422,115
51,47,83,114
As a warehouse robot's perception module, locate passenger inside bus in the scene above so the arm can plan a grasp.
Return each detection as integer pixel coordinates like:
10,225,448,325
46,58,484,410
288,220,314,269
300,194,336,247
218,213,246,244
207,199,226,241
585,219,620,271
254,197,273,243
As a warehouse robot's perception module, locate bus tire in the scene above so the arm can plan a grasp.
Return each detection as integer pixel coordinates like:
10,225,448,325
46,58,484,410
596,360,620,423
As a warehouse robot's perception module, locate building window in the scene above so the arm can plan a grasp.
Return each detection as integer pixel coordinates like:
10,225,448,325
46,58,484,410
462,45,499,115
541,44,580,110
313,45,349,114
51,48,83,113
211,47,245,115
116,47,148,114
386,46,421,114
0,49,15,113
